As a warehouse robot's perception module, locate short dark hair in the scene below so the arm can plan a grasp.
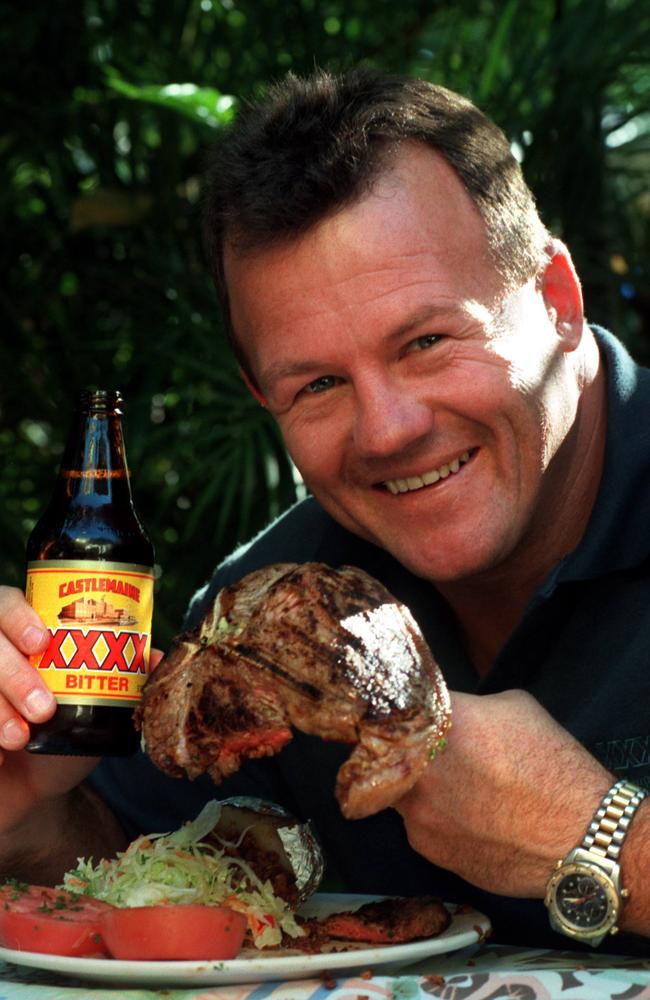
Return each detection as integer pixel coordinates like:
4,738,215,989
202,66,549,371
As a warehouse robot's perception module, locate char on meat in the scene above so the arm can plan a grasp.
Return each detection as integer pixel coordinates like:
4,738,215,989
319,895,450,943
136,563,451,819
304,896,451,946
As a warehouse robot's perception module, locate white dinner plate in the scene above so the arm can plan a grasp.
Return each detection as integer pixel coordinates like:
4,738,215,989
0,893,490,987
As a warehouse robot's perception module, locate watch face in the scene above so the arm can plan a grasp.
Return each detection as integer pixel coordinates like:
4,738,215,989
552,866,616,933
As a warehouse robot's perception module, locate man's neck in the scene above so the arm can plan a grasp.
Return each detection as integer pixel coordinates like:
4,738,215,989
438,571,547,676
437,342,608,676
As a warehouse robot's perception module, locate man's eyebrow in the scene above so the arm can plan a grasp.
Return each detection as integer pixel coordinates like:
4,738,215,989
388,303,457,340
259,358,327,387
259,304,456,386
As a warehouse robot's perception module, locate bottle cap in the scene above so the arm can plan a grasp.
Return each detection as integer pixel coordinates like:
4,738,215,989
78,389,123,412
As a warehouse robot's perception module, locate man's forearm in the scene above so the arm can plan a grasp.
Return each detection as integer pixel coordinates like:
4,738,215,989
0,784,128,885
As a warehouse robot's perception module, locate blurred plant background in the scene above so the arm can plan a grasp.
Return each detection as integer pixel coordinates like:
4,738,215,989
2,0,649,645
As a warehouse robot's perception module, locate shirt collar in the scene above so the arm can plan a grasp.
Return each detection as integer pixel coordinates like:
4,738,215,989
540,326,650,593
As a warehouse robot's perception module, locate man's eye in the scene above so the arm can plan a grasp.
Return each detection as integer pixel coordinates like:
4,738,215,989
409,334,440,352
304,375,338,394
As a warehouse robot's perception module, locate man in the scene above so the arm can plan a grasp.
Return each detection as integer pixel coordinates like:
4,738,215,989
1,68,649,954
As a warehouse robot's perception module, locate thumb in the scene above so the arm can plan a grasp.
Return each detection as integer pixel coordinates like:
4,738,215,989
150,647,165,671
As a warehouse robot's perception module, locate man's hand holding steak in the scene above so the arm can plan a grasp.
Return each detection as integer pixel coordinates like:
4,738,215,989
395,689,650,935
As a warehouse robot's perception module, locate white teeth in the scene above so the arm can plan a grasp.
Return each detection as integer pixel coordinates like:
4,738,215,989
383,450,472,495
407,476,424,489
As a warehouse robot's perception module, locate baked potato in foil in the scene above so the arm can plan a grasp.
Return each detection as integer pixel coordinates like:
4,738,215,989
205,797,324,906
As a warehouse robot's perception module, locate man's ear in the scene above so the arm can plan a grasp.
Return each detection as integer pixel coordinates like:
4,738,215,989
540,240,584,350
239,366,269,408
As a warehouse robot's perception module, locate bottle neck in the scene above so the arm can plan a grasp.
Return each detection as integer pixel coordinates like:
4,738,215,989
27,391,153,565
58,404,133,505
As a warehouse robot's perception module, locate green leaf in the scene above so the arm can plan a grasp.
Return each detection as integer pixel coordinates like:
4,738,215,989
106,75,237,129
477,0,519,103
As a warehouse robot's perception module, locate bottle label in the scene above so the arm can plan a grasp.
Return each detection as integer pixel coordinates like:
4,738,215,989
26,560,154,707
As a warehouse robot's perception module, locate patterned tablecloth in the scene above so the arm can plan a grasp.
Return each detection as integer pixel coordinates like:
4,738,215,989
2,943,650,1000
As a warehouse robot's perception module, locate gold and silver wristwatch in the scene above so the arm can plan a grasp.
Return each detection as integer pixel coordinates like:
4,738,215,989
545,779,647,946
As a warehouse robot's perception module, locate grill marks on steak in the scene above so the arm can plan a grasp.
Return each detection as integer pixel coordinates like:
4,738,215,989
137,563,451,818
165,644,293,780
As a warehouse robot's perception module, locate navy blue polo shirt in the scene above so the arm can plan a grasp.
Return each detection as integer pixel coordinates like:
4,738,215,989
91,327,650,954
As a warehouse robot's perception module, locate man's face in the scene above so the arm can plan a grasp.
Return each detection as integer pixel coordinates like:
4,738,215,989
225,144,585,585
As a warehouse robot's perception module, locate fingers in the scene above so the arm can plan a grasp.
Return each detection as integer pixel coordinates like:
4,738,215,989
150,647,164,670
0,631,56,751
0,698,30,753
0,587,57,757
0,587,49,656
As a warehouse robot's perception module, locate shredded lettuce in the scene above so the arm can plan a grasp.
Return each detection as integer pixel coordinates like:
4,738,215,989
59,801,303,948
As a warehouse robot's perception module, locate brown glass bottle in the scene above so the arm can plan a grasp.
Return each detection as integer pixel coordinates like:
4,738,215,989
25,390,154,756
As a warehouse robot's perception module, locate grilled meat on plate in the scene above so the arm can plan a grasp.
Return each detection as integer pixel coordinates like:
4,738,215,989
313,896,450,944
136,563,451,819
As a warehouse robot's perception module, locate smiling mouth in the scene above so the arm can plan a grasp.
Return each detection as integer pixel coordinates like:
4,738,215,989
382,449,473,495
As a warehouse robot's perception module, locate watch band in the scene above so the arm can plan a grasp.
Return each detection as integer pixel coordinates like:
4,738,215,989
582,779,647,863
545,778,647,945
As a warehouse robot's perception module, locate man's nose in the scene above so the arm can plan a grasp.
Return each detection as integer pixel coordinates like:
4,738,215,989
353,374,434,458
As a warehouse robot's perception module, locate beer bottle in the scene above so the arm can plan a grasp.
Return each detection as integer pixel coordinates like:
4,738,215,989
25,389,154,756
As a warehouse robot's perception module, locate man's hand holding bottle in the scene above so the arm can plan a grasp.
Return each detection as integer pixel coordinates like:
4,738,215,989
0,585,54,757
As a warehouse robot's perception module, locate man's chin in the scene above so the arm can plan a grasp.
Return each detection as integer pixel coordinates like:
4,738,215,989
314,497,506,583
374,530,511,585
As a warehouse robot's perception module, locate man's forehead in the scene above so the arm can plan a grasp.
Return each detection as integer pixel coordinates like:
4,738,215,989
222,141,507,387
224,142,492,286
223,139,485,262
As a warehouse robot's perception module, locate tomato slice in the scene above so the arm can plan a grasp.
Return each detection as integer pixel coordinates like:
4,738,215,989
99,904,248,961
0,883,113,957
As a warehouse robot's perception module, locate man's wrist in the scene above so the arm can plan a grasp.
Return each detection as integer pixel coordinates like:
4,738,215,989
615,794,650,935
0,792,71,882
0,784,127,884
544,779,648,944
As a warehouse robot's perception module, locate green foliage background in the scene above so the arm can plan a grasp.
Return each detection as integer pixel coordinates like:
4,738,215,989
2,0,649,646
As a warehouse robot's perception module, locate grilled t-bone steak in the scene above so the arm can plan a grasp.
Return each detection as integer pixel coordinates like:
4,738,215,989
136,563,451,819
